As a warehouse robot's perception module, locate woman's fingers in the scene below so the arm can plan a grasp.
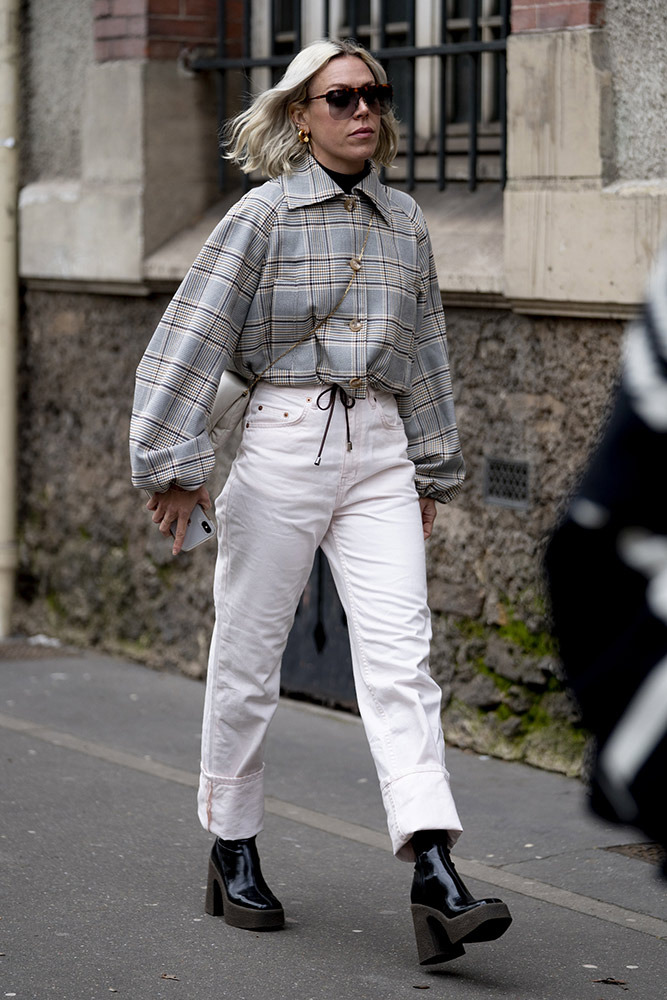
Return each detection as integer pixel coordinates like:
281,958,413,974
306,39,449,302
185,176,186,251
171,511,193,555
144,485,211,554
419,498,437,540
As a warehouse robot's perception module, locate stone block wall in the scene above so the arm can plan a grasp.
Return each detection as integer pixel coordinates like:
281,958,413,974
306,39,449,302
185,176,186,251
426,307,623,775
13,289,624,775
604,0,667,181
16,290,223,677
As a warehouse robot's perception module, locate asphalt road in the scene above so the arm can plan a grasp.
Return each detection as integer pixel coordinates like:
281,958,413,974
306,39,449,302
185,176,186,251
1,643,665,999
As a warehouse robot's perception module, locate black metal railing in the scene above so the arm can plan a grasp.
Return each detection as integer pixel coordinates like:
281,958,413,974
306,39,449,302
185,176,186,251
190,0,509,193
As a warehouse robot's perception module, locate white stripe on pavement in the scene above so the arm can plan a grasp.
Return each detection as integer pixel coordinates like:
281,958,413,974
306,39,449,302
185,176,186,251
1,710,665,941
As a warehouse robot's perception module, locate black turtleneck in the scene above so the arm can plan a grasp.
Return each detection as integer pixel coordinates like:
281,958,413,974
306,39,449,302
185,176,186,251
316,158,371,194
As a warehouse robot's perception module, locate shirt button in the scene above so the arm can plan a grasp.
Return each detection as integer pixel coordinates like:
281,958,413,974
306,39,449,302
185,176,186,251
349,319,363,332
344,197,356,212
349,377,362,388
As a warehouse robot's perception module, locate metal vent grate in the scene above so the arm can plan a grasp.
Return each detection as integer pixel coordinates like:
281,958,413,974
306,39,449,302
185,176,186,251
483,458,531,509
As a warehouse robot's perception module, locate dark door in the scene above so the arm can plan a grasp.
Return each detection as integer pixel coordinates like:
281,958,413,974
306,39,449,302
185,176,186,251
281,549,357,711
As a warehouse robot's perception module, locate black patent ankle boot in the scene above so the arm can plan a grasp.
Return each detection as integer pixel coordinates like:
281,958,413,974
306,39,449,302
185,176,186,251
410,830,511,965
205,836,285,930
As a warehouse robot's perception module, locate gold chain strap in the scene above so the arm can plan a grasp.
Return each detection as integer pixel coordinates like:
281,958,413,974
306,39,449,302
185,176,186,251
245,210,374,392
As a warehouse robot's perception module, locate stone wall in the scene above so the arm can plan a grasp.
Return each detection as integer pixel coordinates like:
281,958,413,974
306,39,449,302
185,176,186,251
19,0,93,184
605,0,667,181
14,289,624,774
427,307,623,774
16,289,219,676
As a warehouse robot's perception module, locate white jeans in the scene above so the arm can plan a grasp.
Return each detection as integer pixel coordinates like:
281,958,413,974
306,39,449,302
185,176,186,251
197,382,462,861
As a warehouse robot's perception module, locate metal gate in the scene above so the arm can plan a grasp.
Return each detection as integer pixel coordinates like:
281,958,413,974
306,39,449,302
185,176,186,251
190,0,510,193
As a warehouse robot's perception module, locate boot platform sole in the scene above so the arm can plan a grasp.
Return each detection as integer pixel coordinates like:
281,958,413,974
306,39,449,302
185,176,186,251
205,858,285,930
411,901,512,965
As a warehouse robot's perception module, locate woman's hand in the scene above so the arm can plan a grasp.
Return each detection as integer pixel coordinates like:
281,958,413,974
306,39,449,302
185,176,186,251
419,497,437,540
146,484,212,556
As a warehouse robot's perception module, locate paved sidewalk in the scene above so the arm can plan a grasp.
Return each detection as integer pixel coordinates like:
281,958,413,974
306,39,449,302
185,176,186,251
1,643,665,999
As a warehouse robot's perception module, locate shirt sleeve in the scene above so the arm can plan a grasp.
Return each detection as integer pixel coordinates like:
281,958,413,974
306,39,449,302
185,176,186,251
396,208,466,504
129,192,276,493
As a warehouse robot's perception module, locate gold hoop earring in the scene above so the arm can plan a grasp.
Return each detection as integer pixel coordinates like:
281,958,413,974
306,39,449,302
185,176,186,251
297,128,310,144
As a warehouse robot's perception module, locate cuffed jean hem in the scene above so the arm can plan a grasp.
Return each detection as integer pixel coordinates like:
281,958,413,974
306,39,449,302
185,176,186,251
197,765,265,841
382,767,463,861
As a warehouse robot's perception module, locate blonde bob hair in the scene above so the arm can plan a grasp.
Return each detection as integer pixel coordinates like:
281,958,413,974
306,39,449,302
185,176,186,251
223,38,399,177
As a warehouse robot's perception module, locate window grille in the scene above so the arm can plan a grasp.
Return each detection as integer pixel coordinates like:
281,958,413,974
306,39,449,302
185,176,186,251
483,458,532,510
190,0,509,192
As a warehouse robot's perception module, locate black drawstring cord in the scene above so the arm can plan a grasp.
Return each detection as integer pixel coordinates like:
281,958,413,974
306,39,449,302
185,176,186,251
314,386,356,466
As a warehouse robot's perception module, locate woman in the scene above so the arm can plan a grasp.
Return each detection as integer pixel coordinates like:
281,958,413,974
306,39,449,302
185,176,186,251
130,38,511,966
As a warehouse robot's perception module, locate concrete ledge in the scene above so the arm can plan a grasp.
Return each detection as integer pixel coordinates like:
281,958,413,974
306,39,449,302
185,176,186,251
414,184,504,296
18,57,219,287
507,29,614,182
143,182,505,297
143,191,240,284
20,278,153,297
19,180,143,283
504,25,667,312
505,180,667,308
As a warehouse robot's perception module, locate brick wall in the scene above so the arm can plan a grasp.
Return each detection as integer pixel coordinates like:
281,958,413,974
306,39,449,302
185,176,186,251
512,1,606,33
96,3,610,61
94,0,224,61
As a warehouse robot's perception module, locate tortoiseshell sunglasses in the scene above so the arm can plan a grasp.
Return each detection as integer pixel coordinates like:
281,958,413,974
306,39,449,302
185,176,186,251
305,83,393,120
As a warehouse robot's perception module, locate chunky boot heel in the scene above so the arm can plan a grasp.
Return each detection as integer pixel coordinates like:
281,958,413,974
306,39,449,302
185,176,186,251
410,830,512,965
411,905,466,965
205,857,225,917
411,898,512,963
204,836,285,930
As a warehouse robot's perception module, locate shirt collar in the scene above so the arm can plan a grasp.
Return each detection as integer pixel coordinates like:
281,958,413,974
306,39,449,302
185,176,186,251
281,155,393,225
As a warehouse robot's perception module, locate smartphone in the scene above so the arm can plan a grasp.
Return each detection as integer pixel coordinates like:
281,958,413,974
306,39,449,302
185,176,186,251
170,506,217,551
145,491,216,551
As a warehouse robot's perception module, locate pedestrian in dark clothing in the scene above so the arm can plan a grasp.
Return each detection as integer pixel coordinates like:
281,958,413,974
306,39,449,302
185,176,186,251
546,242,667,873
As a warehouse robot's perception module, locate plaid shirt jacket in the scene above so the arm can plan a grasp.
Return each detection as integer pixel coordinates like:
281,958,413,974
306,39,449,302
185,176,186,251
130,156,465,503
